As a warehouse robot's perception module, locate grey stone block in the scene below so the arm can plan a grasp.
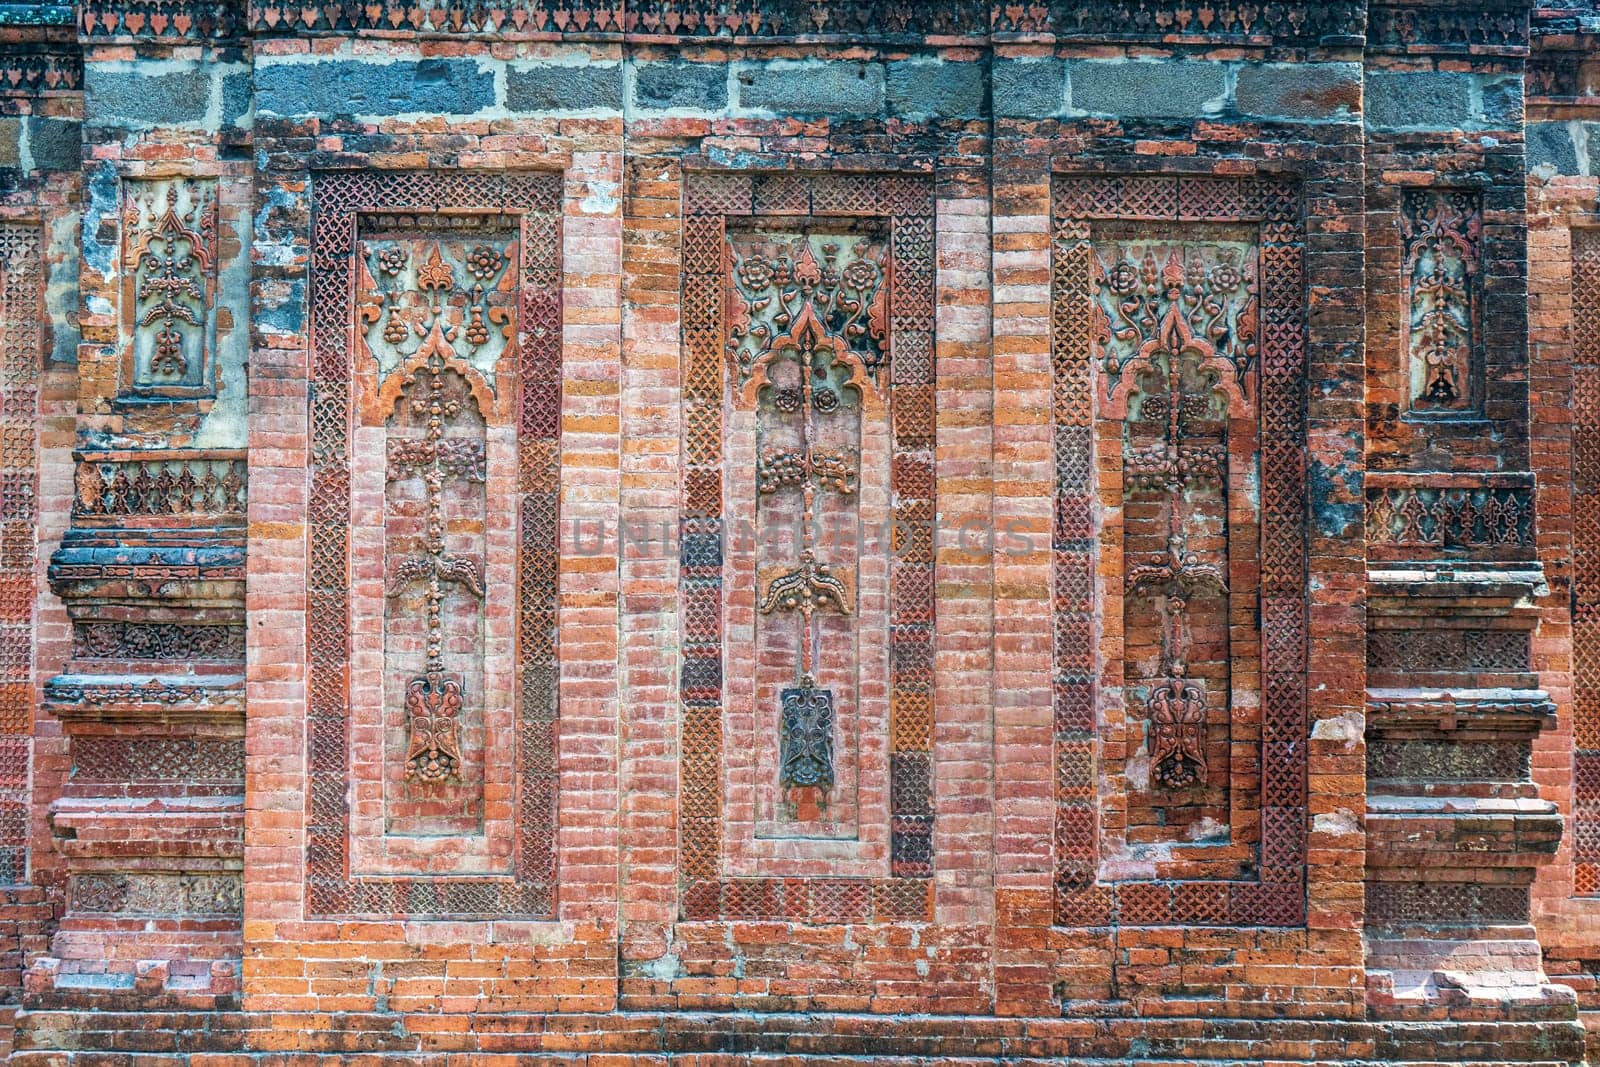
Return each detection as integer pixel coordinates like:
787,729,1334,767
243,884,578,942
1480,74,1523,127
0,118,20,168
26,117,79,171
85,66,212,126
1584,123,1600,178
257,58,495,118
887,59,985,117
1235,62,1360,121
992,57,1065,117
1365,70,1473,129
1526,122,1578,173
1068,60,1227,119
220,69,253,128
505,62,624,112
739,61,885,116
631,60,727,111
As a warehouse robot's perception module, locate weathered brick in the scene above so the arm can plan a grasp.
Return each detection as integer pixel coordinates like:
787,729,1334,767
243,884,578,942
0,3,1587,1063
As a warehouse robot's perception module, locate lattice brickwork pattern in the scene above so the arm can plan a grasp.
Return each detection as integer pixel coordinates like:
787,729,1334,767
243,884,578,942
679,172,936,923
1051,176,1307,927
1572,226,1600,895
0,222,39,886
306,171,562,918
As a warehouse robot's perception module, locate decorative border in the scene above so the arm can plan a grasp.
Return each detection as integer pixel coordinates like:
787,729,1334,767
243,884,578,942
0,45,81,96
1366,0,1528,54
994,0,1362,39
0,221,40,885
1051,175,1308,927
81,0,245,39
249,1,982,38
678,171,935,924
306,171,561,918
1571,226,1600,896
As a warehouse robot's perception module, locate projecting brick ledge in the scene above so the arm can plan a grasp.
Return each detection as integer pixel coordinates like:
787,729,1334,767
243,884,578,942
5,1009,1591,1064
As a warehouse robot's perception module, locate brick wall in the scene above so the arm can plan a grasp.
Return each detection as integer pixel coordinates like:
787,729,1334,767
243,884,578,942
0,1,1595,1063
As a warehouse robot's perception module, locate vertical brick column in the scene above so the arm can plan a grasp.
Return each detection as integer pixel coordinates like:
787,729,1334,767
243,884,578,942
242,30,622,1024
988,12,1368,1021
28,6,253,1008
0,12,79,1039
1525,23,1600,1042
1361,0,1574,1022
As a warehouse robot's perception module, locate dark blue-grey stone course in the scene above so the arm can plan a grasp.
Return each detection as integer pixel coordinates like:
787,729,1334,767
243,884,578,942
26,117,80,171
1526,121,1579,173
1234,63,1360,121
738,61,885,116
1068,60,1227,119
257,58,495,118
886,60,985,117
632,60,727,111
85,67,213,126
505,63,624,112
991,57,1065,117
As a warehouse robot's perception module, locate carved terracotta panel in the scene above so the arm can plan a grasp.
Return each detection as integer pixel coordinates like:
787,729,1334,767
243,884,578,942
120,178,218,397
307,172,560,918
679,172,934,923
1401,188,1481,414
1052,177,1307,927
357,224,516,837
729,228,888,838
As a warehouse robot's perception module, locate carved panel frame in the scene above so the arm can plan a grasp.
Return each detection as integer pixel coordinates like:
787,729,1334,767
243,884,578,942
1570,224,1600,896
678,171,935,924
306,171,561,919
1051,175,1308,927
0,220,41,884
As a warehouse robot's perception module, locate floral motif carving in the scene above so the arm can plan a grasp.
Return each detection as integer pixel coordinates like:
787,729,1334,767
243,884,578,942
250,1,986,39
42,677,245,714
384,351,487,785
736,233,885,809
1401,189,1481,413
73,622,245,662
72,452,246,519
1099,239,1251,796
729,237,888,401
81,0,245,39
357,222,516,402
1053,177,1307,928
123,179,217,392
681,176,935,923
1365,483,1533,552
307,171,560,919
0,45,82,96
1092,241,1257,413
360,223,511,793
